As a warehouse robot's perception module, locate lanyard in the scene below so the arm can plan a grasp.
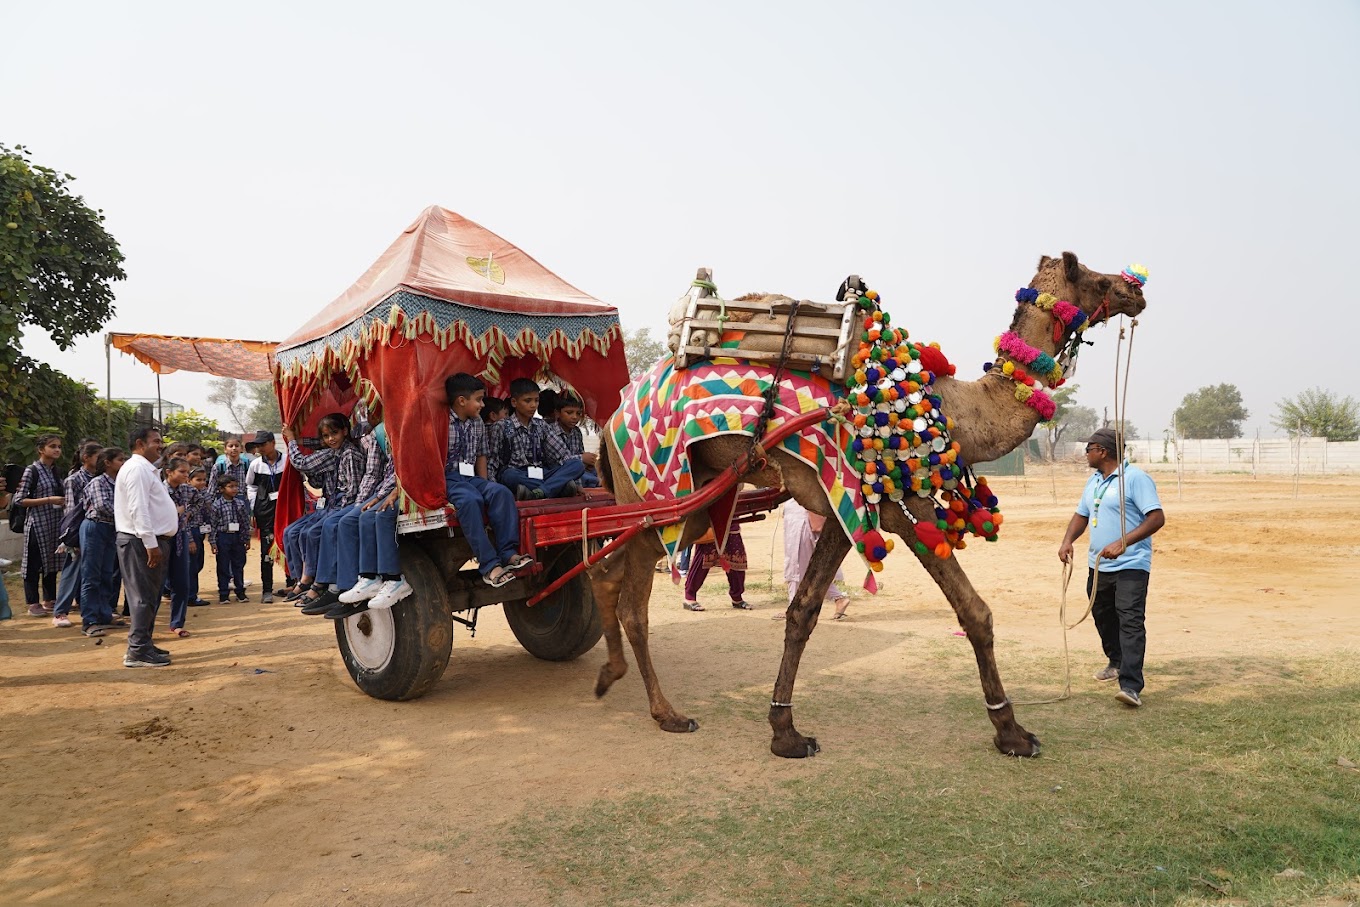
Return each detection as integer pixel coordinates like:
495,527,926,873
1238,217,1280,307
455,418,474,463
1091,470,1120,528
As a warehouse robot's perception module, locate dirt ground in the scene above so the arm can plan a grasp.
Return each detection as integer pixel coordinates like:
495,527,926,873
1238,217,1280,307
2,469,1358,905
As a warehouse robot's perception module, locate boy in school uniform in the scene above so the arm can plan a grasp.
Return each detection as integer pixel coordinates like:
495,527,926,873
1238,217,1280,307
331,423,409,618
209,437,251,498
244,430,288,603
552,394,599,489
163,458,196,636
287,415,365,614
494,378,586,500
186,467,210,605
445,373,534,588
480,396,507,426
209,477,251,603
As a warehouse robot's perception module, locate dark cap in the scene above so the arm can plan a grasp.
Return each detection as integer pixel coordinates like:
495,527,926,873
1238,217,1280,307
1085,428,1121,453
244,430,275,450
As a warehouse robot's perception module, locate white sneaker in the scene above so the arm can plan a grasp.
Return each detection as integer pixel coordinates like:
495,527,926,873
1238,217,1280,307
0,557,12,568
338,576,383,604
368,578,413,610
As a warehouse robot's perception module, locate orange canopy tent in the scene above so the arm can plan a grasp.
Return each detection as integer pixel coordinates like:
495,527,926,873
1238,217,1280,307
108,333,277,380
272,205,630,524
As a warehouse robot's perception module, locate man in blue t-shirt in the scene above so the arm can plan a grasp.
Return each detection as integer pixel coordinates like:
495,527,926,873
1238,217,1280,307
1058,427,1166,708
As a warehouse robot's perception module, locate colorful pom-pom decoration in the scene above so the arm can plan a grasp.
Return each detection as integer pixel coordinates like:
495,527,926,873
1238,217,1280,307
1121,263,1149,287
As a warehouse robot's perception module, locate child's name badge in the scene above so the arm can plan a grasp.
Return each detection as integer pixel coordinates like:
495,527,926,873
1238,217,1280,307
316,500,326,510
528,466,544,480
228,522,240,532
459,462,475,477
269,491,279,501
199,524,210,533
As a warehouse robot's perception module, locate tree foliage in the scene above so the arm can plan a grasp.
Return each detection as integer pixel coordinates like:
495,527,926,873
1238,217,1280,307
1040,384,1097,459
207,377,250,432
1,144,126,459
1272,387,1359,441
163,409,222,446
623,326,667,379
1173,383,1249,439
1,143,125,350
245,380,282,429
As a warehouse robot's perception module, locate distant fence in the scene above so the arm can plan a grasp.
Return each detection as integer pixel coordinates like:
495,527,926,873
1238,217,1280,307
1055,438,1360,475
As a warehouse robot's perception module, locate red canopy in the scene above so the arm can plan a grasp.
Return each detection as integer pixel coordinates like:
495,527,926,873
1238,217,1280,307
273,207,630,524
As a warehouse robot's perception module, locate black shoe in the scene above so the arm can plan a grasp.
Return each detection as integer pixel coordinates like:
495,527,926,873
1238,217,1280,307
219,596,230,604
530,488,546,500
731,600,753,610
563,481,582,496
235,593,249,603
188,599,210,607
274,587,291,597
300,591,340,615
151,644,169,656
284,585,311,602
124,649,171,668
324,601,368,621
514,485,530,501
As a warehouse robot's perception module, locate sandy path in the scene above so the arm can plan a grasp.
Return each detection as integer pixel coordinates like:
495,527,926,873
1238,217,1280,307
2,470,1357,905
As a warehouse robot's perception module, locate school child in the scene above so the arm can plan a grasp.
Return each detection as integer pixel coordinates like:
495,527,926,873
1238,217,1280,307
14,433,65,617
494,378,586,500
283,414,364,612
302,420,386,617
329,424,407,617
52,441,103,627
78,448,127,637
480,396,507,425
444,373,534,588
552,394,599,489
209,437,250,498
244,430,288,603
163,458,196,636
186,467,210,605
209,477,251,602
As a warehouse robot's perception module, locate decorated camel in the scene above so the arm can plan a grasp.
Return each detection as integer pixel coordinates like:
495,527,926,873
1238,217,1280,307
589,252,1148,758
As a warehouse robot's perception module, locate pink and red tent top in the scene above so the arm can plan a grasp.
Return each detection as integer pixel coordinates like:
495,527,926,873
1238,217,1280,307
273,206,630,514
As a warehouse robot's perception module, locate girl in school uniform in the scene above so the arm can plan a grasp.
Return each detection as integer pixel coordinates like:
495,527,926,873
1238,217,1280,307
14,434,65,617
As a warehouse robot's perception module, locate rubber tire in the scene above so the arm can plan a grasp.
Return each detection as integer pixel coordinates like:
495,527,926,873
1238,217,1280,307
335,544,453,701
503,543,603,662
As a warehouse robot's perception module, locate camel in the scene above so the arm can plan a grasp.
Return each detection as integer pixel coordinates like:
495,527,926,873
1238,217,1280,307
589,252,1148,758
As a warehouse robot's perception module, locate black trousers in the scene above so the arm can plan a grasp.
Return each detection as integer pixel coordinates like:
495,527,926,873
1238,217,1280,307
1087,568,1150,694
24,532,57,605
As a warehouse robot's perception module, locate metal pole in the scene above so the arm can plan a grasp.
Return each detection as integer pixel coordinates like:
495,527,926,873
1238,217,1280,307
105,333,112,441
156,373,163,427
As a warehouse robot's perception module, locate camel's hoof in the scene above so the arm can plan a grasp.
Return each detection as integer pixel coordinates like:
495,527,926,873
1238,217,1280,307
594,664,625,698
996,732,1042,758
660,716,699,733
771,735,820,759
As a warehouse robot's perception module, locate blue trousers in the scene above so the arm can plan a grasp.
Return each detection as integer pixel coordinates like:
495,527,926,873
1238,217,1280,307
313,505,356,585
190,526,205,601
446,474,518,576
283,511,320,579
167,537,191,629
215,534,247,597
582,467,600,488
55,548,82,618
500,458,586,498
336,500,400,590
78,520,118,629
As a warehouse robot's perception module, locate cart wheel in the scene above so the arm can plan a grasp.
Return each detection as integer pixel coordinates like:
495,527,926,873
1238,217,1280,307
503,543,603,661
335,544,453,701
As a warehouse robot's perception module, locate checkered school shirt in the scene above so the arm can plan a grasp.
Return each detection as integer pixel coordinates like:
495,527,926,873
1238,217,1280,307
494,416,569,476
553,423,585,457
15,461,64,574
63,468,98,522
358,434,390,503
83,473,117,523
288,440,365,508
209,457,250,498
167,482,197,552
447,413,491,475
207,495,252,547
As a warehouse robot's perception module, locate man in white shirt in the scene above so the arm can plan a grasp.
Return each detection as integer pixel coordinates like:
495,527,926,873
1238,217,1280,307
115,427,180,668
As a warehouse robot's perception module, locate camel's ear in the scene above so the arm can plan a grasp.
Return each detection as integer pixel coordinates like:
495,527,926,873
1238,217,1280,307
1096,275,1112,292
1038,254,1056,271
1062,251,1082,284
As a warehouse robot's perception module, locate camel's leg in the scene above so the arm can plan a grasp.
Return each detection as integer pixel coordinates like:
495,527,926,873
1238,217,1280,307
590,542,630,699
768,527,853,758
911,546,1041,758
601,538,698,733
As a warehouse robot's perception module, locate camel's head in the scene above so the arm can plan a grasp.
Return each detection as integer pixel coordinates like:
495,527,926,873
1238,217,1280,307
1033,252,1147,325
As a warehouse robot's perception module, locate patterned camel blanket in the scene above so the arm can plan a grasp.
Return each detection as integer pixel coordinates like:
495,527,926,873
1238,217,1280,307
607,355,872,570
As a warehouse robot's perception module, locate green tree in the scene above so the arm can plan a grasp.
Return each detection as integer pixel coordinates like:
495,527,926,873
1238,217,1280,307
1173,383,1249,438
623,326,667,378
1041,384,1097,459
245,380,281,429
1,144,126,451
1272,387,1360,441
163,409,222,446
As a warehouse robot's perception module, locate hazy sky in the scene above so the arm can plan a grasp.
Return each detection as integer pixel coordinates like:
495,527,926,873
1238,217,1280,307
7,1,1357,438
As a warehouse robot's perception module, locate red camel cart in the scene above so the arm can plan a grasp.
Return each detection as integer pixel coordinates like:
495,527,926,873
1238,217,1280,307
273,208,810,701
